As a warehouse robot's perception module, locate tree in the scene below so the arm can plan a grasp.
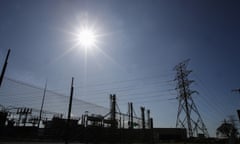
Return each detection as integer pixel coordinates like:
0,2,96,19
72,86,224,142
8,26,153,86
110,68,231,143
216,116,238,144
216,120,237,138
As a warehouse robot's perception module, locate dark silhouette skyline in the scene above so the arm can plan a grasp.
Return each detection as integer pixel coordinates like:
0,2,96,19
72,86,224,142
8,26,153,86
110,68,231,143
0,0,240,137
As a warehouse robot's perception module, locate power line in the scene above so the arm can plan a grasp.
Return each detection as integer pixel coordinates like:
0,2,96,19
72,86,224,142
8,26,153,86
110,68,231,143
192,73,229,118
41,72,175,93
0,77,110,117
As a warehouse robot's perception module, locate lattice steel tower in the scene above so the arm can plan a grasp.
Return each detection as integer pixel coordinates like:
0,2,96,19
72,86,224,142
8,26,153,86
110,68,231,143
174,59,209,138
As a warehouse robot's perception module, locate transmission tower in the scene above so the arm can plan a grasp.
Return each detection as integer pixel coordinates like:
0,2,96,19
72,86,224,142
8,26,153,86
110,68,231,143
174,59,209,138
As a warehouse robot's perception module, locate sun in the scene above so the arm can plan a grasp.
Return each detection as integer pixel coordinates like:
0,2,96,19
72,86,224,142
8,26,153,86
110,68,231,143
77,27,97,49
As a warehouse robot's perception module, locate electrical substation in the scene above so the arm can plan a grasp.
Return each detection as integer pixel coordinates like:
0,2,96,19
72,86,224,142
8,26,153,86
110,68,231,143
0,50,214,143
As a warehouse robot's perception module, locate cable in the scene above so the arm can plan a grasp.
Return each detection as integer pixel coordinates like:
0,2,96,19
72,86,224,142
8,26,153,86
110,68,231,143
0,77,110,117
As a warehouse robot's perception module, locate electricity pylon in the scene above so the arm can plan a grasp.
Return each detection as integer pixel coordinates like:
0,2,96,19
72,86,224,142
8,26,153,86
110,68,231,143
174,59,209,138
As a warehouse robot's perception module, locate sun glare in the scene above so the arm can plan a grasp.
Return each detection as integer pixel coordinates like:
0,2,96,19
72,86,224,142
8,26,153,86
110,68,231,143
77,27,97,49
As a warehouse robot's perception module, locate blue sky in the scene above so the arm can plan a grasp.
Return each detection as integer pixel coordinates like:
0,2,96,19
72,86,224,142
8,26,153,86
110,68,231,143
0,0,240,137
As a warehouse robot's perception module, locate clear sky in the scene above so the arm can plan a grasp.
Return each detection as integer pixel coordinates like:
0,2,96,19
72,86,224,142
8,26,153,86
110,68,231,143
0,0,240,137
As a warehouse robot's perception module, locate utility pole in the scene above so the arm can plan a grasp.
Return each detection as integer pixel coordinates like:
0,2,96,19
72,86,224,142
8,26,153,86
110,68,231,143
0,49,11,87
141,107,145,129
67,77,74,121
174,59,209,137
128,102,134,129
65,77,74,144
110,94,117,128
38,80,47,128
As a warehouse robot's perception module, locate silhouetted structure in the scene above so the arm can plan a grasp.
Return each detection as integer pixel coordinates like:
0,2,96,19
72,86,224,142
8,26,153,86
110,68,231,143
0,76,187,143
174,59,209,138
237,110,240,121
110,94,117,128
0,49,10,87
232,88,240,93
128,102,134,129
141,106,145,129
0,94,187,143
38,80,47,128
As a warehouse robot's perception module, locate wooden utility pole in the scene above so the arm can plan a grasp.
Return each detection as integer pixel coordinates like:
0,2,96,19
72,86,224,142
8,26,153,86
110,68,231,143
38,80,48,128
67,77,74,121
0,49,11,87
65,77,74,144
